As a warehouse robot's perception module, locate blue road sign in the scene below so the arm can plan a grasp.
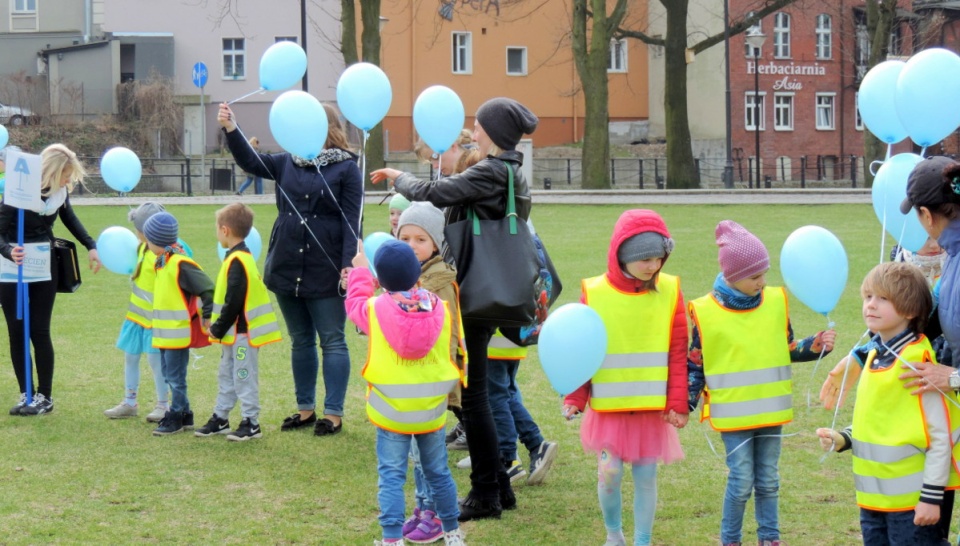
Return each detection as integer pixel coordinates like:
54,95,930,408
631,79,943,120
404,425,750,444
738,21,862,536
192,62,208,88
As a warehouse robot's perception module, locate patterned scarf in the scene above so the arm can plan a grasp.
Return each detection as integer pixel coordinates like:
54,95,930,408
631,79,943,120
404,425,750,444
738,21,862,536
292,148,353,168
712,272,762,311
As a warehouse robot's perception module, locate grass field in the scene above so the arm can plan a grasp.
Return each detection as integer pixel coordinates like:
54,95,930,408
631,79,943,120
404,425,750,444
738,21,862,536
0,202,897,544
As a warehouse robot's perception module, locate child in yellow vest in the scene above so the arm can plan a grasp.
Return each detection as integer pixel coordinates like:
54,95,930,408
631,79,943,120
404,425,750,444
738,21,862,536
561,209,689,546
103,202,169,422
687,220,836,546
143,212,214,436
346,239,466,546
817,262,953,545
196,203,281,441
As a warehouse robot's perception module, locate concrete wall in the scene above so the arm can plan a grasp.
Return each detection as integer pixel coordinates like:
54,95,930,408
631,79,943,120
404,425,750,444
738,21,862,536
47,40,117,115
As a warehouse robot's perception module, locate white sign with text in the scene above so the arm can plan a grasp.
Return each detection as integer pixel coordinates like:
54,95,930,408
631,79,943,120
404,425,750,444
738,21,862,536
3,150,42,212
0,242,52,283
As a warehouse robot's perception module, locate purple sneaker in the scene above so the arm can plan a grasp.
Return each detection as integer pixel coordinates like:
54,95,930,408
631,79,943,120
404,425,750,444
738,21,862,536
401,507,421,537
404,510,443,544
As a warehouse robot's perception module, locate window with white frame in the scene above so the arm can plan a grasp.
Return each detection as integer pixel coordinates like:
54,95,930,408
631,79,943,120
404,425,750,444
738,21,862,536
744,14,761,57
452,32,472,74
14,0,36,11
745,92,766,131
816,93,836,130
608,39,627,72
816,14,832,59
506,47,527,76
774,12,790,58
275,36,298,44
774,93,794,130
855,92,864,131
222,38,245,79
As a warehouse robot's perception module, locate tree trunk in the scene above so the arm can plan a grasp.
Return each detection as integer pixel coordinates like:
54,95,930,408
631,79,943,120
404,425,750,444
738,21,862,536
662,0,698,188
862,0,898,187
572,0,614,189
340,0,358,64
359,0,385,185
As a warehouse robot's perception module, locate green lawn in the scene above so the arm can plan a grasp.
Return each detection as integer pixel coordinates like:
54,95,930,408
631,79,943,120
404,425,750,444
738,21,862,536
0,203,892,544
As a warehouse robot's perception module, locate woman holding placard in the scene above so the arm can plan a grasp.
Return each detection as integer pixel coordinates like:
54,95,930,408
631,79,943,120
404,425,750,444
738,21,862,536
0,144,101,416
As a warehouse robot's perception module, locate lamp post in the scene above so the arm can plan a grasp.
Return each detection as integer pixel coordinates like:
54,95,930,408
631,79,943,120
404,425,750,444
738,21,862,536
722,0,733,189
745,28,766,189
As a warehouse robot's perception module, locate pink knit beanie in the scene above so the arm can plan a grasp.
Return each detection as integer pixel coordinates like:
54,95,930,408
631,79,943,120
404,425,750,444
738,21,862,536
716,220,770,283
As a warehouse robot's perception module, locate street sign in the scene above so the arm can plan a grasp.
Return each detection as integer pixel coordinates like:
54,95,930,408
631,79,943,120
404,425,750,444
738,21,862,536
192,62,208,89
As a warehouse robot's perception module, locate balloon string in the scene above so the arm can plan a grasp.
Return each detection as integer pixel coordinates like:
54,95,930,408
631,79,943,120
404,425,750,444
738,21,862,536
884,144,892,162
359,130,369,237
819,328,871,463
921,146,928,158
227,88,266,105
879,208,888,265
313,164,361,242
805,317,837,409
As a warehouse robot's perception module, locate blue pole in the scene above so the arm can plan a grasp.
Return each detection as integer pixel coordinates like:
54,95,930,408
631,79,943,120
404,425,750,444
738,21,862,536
16,209,31,404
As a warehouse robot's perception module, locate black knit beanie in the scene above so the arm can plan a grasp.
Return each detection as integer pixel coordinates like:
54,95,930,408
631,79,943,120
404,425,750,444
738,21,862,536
475,97,538,151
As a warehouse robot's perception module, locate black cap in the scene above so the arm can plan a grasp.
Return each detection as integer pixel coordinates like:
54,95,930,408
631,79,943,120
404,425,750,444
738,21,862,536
900,156,958,214
475,97,538,151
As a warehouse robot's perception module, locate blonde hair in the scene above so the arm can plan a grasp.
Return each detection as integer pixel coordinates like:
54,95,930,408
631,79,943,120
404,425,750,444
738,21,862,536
41,143,86,196
860,262,933,334
323,103,351,151
414,129,482,175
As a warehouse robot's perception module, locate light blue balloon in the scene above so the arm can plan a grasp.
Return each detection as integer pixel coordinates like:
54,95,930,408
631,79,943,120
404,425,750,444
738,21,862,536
337,63,392,131
538,303,608,395
896,48,960,147
100,147,142,193
413,86,465,154
859,61,908,145
177,237,194,258
217,226,263,262
269,91,327,160
0,125,8,149
363,231,394,278
259,41,308,91
872,153,929,252
97,226,140,275
780,226,848,316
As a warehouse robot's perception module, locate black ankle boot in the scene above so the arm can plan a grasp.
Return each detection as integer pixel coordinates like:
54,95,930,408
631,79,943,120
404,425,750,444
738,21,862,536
457,494,502,522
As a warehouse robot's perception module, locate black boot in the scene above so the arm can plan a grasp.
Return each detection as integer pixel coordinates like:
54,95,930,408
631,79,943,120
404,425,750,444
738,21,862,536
457,494,502,522
152,410,185,436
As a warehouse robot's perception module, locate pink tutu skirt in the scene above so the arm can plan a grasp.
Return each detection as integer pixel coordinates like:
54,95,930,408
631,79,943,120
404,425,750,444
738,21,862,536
580,407,684,465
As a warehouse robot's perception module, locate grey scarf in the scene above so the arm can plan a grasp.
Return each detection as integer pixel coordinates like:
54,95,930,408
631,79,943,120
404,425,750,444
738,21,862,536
292,148,353,168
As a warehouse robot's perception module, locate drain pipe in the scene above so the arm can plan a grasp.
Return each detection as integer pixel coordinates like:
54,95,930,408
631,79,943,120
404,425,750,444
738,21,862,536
84,0,91,42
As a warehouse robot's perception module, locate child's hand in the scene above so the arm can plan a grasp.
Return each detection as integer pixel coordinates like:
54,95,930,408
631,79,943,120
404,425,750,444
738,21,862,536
815,427,846,452
561,404,580,420
202,318,211,332
818,329,837,352
820,356,861,410
914,501,940,526
664,410,688,429
352,241,369,270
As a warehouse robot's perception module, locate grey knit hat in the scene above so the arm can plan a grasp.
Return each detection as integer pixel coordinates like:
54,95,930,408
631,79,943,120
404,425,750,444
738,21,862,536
475,97,538,151
397,202,445,253
142,212,179,247
128,201,166,233
618,232,674,263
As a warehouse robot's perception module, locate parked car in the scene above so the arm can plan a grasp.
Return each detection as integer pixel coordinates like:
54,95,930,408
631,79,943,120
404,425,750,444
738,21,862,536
0,102,38,126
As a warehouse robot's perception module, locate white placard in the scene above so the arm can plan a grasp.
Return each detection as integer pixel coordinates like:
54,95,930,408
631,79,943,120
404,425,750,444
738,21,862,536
3,151,42,212
0,242,52,283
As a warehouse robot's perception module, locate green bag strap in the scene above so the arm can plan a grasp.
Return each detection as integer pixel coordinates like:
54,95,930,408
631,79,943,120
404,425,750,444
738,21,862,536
469,160,517,236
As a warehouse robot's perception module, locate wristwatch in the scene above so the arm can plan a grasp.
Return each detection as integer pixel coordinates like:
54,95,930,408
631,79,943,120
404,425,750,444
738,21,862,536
949,370,960,391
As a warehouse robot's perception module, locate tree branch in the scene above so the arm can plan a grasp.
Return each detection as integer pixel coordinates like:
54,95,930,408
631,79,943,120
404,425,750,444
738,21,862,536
615,28,665,46
688,0,800,54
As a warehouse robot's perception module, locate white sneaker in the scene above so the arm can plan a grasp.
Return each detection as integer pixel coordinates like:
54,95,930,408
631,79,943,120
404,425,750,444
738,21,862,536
103,403,138,419
456,456,471,469
146,404,168,423
373,540,406,546
443,529,466,546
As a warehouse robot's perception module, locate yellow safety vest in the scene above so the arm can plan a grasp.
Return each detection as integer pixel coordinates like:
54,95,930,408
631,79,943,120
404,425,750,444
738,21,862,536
852,339,951,511
488,329,527,360
125,244,156,328
152,254,200,349
363,299,463,434
209,251,282,348
690,287,792,432
582,273,679,412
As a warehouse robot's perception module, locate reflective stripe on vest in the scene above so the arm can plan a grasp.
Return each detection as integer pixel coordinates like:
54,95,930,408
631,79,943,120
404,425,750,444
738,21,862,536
488,329,527,360
209,252,282,347
690,287,792,431
151,254,199,349
363,299,463,434
582,273,678,412
125,244,156,328
852,339,937,510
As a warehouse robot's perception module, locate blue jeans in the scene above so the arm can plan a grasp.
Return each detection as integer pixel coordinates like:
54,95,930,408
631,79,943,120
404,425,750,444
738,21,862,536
160,348,190,413
720,425,782,544
237,174,262,194
376,428,459,540
488,357,543,462
860,508,942,545
274,293,350,416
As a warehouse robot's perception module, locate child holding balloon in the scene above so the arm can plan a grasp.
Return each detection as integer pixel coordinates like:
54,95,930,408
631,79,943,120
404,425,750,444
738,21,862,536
561,209,689,546
103,202,170,422
686,220,835,546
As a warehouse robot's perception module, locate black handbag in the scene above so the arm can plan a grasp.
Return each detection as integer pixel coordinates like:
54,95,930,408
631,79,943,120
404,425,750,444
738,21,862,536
53,237,81,293
443,161,539,328
499,232,563,346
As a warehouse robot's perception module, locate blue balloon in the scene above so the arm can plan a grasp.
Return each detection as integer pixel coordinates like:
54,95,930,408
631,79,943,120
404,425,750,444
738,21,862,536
896,48,960,147
337,63,392,131
859,61,908,145
363,231,394,278
413,86,465,154
538,303,608,395
269,91,327,159
0,125,8,149
217,226,263,262
780,226,848,316
259,41,308,91
100,147,142,193
97,226,140,275
872,153,929,252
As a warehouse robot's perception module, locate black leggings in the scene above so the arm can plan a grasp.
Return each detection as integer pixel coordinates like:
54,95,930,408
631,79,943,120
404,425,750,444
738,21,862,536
0,278,57,398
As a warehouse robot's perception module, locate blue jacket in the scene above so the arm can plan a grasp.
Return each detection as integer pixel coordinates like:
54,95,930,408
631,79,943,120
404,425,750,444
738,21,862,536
937,220,960,356
225,128,362,299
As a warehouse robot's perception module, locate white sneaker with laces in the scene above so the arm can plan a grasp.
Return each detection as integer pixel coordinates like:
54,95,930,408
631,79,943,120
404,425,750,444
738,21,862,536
104,403,138,419
146,404,168,423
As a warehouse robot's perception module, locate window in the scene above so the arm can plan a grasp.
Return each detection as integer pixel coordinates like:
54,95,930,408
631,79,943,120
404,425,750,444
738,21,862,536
745,92,766,131
816,14,832,59
773,12,790,58
855,92,864,131
506,47,527,76
608,39,627,72
275,36,298,44
222,38,245,79
452,32,472,74
14,0,36,11
774,93,794,130
855,20,869,80
816,93,836,130
744,14,761,57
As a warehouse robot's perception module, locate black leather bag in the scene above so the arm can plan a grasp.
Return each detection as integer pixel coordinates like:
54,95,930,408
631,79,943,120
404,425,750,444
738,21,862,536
499,232,563,346
444,162,539,328
53,238,81,293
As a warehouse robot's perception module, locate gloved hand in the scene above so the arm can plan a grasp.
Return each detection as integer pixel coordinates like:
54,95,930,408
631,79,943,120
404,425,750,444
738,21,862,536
816,427,847,452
